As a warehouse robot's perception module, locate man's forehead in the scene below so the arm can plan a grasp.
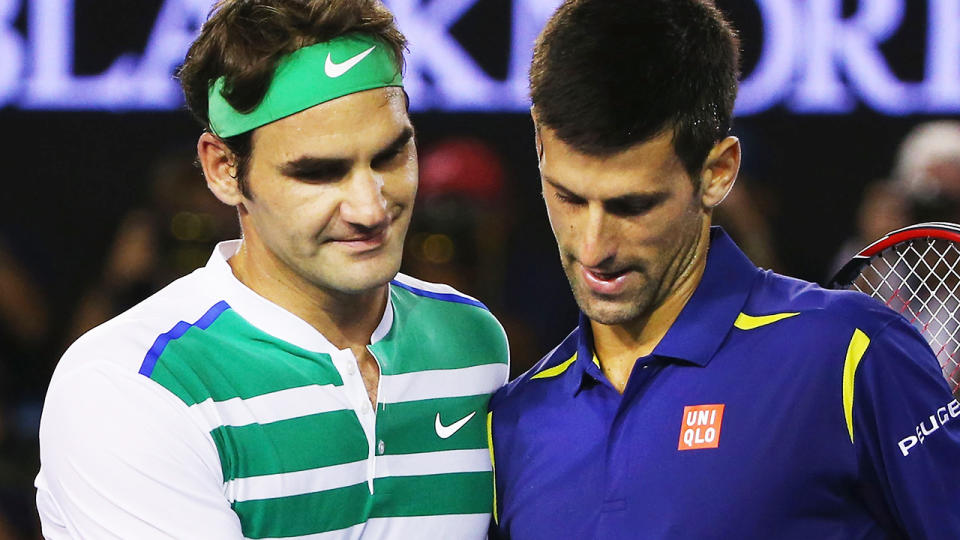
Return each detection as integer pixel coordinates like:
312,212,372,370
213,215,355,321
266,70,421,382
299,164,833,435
539,127,685,191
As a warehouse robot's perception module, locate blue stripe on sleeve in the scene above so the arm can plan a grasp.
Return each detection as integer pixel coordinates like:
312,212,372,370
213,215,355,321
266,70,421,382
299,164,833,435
390,280,489,310
138,300,231,377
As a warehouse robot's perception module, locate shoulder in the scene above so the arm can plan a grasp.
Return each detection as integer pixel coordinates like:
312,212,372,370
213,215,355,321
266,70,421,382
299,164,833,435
743,269,903,338
390,273,491,312
490,327,580,413
389,273,508,349
739,270,939,390
39,271,224,471
50,268,223,397
40,269,230,488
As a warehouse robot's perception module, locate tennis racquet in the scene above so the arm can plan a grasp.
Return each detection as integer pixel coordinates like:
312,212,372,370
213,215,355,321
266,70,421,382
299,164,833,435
828,222,960,399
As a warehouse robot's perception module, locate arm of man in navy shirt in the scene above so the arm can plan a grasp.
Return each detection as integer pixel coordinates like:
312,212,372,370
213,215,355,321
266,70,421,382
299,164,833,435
850,315,960,537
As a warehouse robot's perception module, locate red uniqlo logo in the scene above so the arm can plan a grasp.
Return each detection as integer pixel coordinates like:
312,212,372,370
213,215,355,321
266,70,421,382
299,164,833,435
678,404,725,450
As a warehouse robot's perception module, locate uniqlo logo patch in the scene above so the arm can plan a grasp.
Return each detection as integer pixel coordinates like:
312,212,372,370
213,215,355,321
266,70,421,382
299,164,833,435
678,404,725,450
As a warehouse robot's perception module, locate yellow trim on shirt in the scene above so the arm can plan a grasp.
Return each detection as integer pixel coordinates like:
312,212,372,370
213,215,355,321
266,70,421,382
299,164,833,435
532,352,578,379
843,329,871,443
734,311,800,330
487,411,498,524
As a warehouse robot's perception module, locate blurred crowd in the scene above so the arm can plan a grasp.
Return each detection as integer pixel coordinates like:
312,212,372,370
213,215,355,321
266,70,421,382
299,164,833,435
830,121,960,278
2,120,960,538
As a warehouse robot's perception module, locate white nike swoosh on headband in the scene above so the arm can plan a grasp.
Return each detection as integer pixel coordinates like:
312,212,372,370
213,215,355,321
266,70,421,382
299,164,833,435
324,46,377,78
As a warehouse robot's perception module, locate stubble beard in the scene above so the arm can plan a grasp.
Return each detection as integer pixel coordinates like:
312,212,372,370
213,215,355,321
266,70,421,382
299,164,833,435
562,259,659,327
302,210,411,296
314,244,402,295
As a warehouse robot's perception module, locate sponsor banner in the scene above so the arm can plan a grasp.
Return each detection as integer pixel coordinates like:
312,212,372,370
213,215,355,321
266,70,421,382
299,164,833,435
0,0,955,114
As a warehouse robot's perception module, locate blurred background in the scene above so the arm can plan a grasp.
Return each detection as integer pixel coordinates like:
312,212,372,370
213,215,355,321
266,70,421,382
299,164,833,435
1,0,959,537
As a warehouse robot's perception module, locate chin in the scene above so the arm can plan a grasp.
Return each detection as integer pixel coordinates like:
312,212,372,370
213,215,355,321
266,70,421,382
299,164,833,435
324,255,402,294
572,284,651,327
318,274,393,296
575,294,635,325
580,304,642,326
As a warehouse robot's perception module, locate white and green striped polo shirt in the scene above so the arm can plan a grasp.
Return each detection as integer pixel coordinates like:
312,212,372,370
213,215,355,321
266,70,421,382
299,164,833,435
36,240,509,539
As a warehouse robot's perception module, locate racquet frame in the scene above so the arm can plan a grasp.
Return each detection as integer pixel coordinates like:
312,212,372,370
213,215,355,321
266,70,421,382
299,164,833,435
829,222,960,397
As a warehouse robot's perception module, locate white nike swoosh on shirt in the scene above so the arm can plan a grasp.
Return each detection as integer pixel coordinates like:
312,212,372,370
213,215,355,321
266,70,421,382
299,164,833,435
435,411,477,439
324,46,377,78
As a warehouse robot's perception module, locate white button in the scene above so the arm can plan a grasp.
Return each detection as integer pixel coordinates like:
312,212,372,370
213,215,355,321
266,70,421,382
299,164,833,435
346,364,356,376
377,440,385,454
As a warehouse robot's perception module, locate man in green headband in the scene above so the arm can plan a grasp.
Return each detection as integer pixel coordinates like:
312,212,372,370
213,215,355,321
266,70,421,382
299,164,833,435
35,1,509,538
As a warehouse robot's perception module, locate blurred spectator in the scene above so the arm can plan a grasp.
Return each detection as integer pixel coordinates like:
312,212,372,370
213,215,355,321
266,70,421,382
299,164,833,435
67,150,238,340
827,120,960,281
829,180,912,279
0,243,48,350
403,137,543,376
894,120,960,224
0,236,49,539
405,138,508,298
713,174,782,271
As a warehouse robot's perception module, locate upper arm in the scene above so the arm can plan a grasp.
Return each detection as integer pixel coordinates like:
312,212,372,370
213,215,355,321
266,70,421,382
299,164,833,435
850,318,960,538
36,363,243,539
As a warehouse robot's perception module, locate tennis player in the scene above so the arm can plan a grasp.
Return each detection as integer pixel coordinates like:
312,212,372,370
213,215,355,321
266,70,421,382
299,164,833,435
35,1,508,538
488,1,960,538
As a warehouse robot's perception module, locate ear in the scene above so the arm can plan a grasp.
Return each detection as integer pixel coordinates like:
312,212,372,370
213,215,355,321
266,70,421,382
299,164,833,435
699,136,740,209
197,132,245,206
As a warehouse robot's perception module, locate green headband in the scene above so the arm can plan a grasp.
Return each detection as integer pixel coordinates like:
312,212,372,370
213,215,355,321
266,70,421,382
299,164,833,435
207,34,403,138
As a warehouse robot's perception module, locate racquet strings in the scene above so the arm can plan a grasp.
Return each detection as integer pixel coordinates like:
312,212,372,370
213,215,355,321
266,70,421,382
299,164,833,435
849,237,960,397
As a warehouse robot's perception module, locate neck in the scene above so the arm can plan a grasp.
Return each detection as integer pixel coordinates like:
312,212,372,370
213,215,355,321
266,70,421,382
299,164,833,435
592,223,711,362
228,241,387,350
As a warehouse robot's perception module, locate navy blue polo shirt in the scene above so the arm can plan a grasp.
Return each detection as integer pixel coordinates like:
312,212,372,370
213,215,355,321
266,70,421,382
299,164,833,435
488,228,960,539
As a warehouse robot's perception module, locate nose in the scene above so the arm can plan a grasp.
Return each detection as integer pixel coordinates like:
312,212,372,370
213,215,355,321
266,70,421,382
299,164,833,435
340,169,389,229
577,203,616,268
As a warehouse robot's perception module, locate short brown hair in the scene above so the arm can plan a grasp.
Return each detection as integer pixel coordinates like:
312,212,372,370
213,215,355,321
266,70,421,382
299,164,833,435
177,0,407,194
530,0,740,182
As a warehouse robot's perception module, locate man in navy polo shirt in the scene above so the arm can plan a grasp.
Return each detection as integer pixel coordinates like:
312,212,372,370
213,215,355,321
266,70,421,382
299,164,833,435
488,1,960,538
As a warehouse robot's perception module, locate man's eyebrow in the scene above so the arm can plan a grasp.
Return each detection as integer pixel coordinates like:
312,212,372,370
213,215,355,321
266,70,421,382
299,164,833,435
606,192,667,205
543,175,667,204
279,156,350,178
542,175,581,196
277,126,415,177
373,126,415,161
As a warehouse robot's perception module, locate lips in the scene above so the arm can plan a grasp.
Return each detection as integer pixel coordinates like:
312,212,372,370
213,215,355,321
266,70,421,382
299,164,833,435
333,227,388,251
580,265,631,295
326,206,403,252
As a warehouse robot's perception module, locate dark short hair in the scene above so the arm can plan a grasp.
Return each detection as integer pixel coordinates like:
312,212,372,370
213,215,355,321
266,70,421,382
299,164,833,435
177,0,407,196
530,0,740,181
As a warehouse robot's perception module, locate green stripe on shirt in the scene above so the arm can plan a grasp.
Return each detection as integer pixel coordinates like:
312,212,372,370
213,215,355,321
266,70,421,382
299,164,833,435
378,394,491,455
373,287,508,375
233,481,372,538
149,308,343,406
372,472,492,516
233,472,492,538
212,409,368,481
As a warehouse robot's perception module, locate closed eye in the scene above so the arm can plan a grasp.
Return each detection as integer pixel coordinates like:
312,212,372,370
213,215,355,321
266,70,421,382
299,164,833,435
553,191,586,205
371,145,406,169
604,194,666,217
281,160,350,183
372,127,414,170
